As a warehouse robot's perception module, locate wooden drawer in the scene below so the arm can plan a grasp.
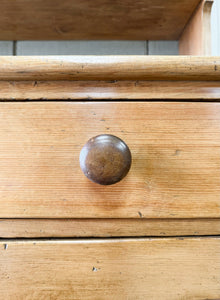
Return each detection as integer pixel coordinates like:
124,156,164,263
0,57,219,299
0,101,219,219
1,238,220,299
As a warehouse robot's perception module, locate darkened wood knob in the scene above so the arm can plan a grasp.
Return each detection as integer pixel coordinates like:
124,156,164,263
80,134,132,185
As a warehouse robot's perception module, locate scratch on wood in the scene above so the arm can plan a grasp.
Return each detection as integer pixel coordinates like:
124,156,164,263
173,149,181,156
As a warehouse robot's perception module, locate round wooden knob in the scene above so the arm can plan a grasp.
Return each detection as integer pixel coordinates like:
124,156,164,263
80,134,132,185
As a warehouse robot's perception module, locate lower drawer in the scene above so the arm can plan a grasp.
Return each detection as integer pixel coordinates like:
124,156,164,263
1,238,220,299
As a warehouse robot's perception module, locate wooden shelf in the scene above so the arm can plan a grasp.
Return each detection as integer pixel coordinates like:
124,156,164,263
0,0,206,40
0,0,214,54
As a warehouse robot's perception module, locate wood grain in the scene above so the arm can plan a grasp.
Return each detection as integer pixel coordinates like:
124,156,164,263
0,102,219,218
0,56,220,81
0,0,200,40
179,0,214,55
0,218,220,237
1,80,220,100
0,238,219,299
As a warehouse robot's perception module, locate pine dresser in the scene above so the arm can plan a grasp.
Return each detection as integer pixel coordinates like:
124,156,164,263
0,55,219,299
0,0,220,299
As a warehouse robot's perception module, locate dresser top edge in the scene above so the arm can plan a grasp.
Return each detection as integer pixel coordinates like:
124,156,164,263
0,56,219,81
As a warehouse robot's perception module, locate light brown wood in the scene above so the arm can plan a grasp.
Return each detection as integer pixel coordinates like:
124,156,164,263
0,218,220,237
0,56,220,81
179,0,214,55
0,102,219,219
0,238,219,299
1,80,220,100
0,0,200,40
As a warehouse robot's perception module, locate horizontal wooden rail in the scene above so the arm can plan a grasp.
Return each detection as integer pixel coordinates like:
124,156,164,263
0,56,219,81
0,218,220,237
1,80,220,100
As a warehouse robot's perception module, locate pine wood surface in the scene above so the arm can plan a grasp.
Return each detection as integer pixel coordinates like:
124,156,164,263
0,56,220,81
0,102,219,218
0,0,200,40
1,80,220,100
0,218,220,237
0,238,219,299
179,0,214,55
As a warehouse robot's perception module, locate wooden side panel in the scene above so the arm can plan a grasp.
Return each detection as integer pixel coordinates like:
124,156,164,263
0,238,219,299
0,102,219,219
179,0,214,55
0,219,220,237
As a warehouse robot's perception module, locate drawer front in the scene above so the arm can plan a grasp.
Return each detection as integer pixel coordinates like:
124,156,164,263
0,101,219,218
0,238,220,299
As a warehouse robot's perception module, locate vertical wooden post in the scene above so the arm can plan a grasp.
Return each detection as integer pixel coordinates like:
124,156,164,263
179,0,214,55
